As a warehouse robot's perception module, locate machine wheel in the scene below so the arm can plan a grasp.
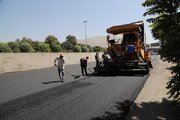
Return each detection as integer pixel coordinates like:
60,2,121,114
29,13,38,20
145,64,150,74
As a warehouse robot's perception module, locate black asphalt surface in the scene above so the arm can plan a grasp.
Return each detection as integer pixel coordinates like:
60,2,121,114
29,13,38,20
0,59,153,120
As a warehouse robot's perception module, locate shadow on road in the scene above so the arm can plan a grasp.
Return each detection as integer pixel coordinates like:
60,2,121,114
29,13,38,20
91,100,133,120
91,98,180,120
42,80,62,84
127,98,180,120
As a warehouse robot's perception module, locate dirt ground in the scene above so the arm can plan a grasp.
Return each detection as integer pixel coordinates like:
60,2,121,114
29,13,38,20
126,56,180,120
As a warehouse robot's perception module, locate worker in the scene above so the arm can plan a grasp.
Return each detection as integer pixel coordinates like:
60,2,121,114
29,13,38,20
80,56,89,76
95,52,99,67
54,54,65,82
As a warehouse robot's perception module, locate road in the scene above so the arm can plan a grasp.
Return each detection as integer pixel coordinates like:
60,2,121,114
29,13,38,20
0,56,158,120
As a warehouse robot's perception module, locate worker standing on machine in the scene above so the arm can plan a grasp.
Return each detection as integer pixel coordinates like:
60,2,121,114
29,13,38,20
54,54,65,82
80,56,89,76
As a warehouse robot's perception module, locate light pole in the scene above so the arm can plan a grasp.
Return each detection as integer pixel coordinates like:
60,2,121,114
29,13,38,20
82,20,88,45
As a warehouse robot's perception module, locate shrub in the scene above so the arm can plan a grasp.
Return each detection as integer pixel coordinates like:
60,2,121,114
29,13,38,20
32,41,51,52
73,45,81,52
87,45,93,52
50,41,61,52
93,46,105,52
38,42,51,52
81,46,88,52
61,42,74,51
19,41,34,52
8,41,20,52
0,43,12,53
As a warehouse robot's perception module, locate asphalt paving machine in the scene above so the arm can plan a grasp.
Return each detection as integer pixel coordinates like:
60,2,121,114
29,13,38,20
94,21,152,74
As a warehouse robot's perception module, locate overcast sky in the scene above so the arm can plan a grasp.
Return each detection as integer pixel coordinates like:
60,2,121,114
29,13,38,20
0,0,155,43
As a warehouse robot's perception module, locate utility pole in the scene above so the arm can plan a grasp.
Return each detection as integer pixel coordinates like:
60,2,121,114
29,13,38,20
82,20,88,45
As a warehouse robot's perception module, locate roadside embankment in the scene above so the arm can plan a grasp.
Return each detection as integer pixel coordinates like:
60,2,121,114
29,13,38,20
0,52,101,74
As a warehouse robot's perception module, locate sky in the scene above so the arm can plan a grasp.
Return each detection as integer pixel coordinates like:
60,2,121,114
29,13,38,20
0,0,155,44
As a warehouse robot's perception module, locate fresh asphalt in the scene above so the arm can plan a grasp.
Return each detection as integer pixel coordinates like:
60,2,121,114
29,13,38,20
0,56,158,120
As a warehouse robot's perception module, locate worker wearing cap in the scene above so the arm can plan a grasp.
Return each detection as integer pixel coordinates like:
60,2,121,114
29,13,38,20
54,54,65,82
80,56,89,76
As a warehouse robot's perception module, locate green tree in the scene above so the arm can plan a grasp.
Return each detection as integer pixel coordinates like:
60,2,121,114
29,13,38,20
87,45,93,52
45,35,58,44
8,41,20,52
32,41,51,52
66,34,77,46
19,41,34,52
45,35,61,52
81,46,88,52
21,37,33,45
50,41,61,52
142,0,180,101
93,46,105,52
30,41,39,52
73,45,81,52
0,43,12,53
77,43,89,52
61,41,75,51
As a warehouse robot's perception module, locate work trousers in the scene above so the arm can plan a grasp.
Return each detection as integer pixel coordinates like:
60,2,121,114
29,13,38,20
57,68,65,79
81,65,87,75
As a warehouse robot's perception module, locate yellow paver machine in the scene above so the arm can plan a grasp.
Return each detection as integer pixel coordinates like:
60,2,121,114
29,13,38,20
94,21,153,74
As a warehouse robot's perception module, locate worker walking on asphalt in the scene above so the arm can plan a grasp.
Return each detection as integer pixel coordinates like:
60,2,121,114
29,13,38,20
54,54,65,82
80,56,89,76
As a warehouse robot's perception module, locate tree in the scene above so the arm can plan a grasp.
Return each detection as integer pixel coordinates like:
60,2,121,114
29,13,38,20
87,45,93,52
19,41,34,52
93,46,105,52
45,35,61,52
81,46,88,52
0,43,12,53
50,41,61,52
8,41,20,52
32,41,51,52
38,42,51,52
21,37,33,45
45,35,58,44
66,34,77,46
74,45,81,52
61,41,75,51
142,0,180,101
77,43,89,52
